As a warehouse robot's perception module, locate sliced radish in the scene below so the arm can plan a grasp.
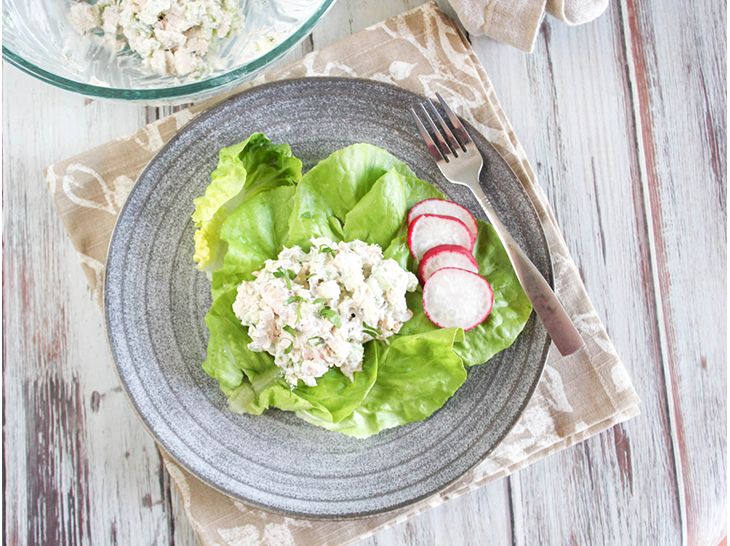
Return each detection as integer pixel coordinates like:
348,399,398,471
419,245,480,282
407,198,478,242
407,214,473,261
423,268,493,330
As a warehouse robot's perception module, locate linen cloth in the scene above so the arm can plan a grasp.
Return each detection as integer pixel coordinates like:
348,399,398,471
448,0,608,51
44,3,640,545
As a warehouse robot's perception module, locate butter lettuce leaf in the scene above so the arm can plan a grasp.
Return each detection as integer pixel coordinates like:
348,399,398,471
192,133,301,272
297,327,466,438
343,167,443,249
397,220,533,366
287,144,421,249
198,138,532,438
211,185,295,300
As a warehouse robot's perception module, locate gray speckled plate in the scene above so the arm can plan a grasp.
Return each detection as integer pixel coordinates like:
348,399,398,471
105,77,551,519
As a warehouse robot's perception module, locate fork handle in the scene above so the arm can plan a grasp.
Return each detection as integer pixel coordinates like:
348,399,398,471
471,185,584,356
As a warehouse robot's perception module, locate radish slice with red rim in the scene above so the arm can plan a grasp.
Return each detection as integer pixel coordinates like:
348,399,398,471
418,244,479,282
423,268,493,330
407,198,478,241
407,214,473,261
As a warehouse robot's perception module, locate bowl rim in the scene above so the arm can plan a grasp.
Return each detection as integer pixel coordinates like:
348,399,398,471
2,0,336,101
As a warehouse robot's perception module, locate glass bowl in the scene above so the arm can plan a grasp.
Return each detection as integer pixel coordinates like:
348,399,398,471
2,0,336,104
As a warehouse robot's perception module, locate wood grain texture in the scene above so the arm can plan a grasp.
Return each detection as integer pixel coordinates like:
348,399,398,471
471,2,686,543
2,66,174,545
2,0,725,544
621,0,727,543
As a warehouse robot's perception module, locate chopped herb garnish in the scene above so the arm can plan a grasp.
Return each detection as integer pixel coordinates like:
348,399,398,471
273,267,296,289
308,336,325,346
283,325,297,337
319,245,337,255
305,273,317,279
363,322,382,337
273,267,295,279
313,298,328,304
319,306,342,328
284,342,294,354
283,296,305,324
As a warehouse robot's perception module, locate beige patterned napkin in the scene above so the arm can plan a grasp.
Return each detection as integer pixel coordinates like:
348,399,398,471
448,0,608,51
45,3,640,545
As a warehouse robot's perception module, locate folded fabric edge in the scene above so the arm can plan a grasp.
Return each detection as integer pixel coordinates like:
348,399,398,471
546,0,610,26
449,0,608,50
469,0,547,52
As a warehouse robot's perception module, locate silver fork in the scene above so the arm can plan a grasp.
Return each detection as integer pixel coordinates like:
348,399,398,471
411,95,584,356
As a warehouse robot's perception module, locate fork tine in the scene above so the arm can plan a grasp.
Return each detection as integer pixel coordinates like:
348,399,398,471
419,104,453,159
426,99,460,153
410,108,445,162
436,93,473,149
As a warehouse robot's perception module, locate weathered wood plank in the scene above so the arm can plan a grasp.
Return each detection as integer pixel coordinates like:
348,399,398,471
360,480,514,546
621,0,727,543
2,64,176,545
470,1,685,543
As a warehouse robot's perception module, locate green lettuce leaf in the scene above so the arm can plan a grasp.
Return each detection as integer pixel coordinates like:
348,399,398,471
203,287,379,421
397,220,533,366
343,168,408,249
192,134,302,272
197,139,532,438
286,144,423,249
201,288,249,391
383,231,413,272
297,327,466,438
210,185,295,300
292,343,379,423
343,167,444,249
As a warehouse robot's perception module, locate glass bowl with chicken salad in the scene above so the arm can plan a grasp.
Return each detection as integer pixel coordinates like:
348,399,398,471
2,0,335,103
193,134,533,438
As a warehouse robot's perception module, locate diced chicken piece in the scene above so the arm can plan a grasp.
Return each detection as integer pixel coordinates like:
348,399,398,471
314,280,340,302
69,2,101,33
154,28,187,49
173,48,200,75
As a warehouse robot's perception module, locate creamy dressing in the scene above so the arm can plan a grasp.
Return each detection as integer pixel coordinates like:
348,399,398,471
232,237,418,387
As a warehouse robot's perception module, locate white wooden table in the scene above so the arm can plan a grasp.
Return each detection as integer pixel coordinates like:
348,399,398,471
3,1,726,544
